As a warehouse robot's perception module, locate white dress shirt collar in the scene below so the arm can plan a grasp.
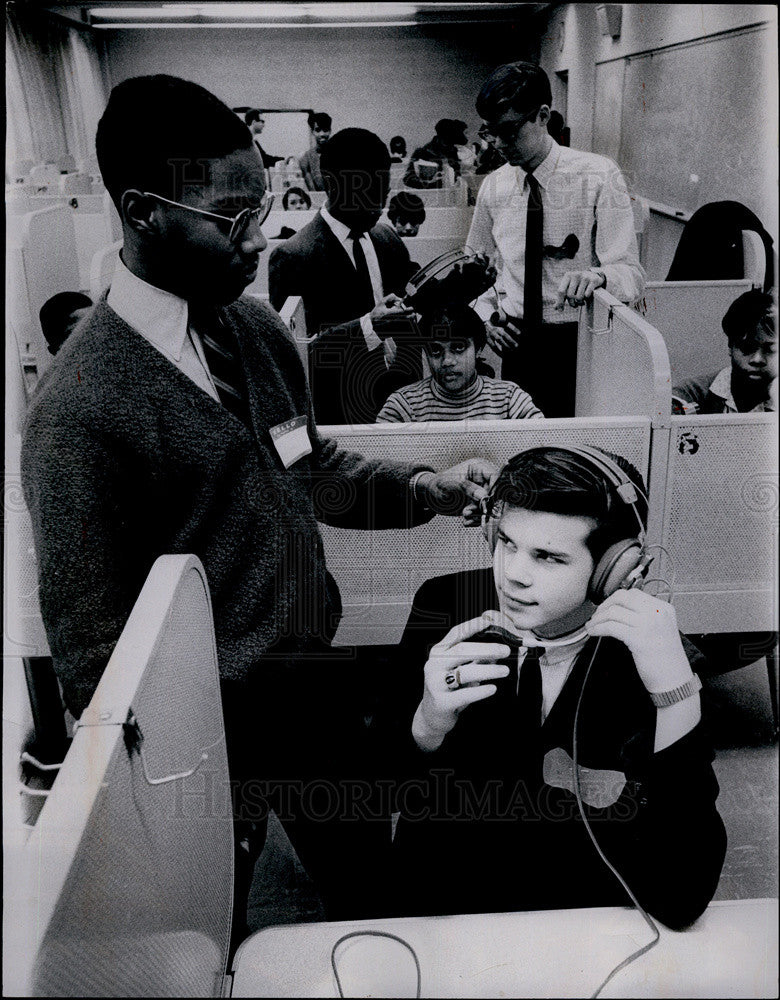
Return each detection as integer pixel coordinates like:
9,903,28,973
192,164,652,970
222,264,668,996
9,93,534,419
107,254,190,362
523,139,561,191
321,205,360,241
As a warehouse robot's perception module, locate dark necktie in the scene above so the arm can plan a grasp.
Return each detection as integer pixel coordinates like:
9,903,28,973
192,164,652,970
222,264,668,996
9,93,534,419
348,229,377,315
523,172,544,335
190,305,251,426
516,645,544,762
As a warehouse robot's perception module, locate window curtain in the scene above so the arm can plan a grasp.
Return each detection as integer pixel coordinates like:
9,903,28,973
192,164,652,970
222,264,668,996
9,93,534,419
6,6,106,167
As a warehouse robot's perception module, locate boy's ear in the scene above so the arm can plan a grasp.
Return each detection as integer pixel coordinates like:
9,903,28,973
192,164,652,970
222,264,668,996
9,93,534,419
536,104,552,126
121,190,160,236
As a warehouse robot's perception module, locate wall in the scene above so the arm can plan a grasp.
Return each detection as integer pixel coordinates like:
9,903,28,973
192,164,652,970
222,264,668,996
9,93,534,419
538,4,778,238
102,22,536,157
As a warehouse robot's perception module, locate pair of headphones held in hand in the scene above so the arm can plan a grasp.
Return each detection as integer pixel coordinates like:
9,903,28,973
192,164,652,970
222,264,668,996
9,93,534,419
479,446,653,648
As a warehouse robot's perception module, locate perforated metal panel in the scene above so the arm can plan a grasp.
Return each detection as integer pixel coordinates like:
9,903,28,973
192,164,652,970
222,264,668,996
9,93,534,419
321,419,650,645
576,289,670,418
661,414,778,632
18,556,233,998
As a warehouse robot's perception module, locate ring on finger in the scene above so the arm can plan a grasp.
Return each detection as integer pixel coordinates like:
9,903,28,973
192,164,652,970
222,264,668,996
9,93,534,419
444,668,462,690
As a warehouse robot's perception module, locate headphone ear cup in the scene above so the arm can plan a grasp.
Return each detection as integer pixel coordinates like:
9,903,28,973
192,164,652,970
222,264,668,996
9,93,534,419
482,516,498,552
588,540,644,604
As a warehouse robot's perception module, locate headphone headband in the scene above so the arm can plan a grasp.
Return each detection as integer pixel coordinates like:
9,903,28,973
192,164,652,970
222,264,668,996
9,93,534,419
482,445,647,542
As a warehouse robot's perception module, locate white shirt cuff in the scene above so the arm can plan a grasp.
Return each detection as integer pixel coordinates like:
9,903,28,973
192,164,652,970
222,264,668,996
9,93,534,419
361,313,381,351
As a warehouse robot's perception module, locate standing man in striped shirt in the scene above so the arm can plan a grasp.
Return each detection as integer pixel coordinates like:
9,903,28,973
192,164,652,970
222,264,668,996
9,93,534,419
468,62,645,417
377,304,543,422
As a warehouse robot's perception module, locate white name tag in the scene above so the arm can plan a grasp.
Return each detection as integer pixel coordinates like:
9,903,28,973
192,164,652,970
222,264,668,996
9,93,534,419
269,414,312,468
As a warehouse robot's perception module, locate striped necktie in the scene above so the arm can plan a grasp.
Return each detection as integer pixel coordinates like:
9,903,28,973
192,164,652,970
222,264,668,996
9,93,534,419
190,305,250,426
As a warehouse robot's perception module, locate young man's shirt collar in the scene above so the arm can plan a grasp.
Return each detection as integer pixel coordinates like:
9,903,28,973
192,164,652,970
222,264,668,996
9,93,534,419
517,632,589,724
106,255,218,401
709,366,777,413
107,255,190,362
523,138,561,190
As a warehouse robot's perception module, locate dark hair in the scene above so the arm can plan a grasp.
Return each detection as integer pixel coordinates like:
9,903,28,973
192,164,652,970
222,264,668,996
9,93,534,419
476,61,552,121
319,128,390,210
282,185,312,210
388,192,426,225
722,289,776,346
39,291,93,352
389,135,407,155
489,447,647,560
418,304,487,352
96,75,252,211
308,112,332,131
244,108,264,127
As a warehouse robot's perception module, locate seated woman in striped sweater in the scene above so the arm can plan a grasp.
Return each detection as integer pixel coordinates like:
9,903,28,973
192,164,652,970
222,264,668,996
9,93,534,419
376,303,544,422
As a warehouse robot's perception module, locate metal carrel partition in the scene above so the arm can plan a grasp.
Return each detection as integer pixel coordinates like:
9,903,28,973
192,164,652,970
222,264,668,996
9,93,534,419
9,556,233,998
653,413,778,633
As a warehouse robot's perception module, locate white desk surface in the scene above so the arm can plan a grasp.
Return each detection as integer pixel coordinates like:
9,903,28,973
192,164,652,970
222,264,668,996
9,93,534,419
231,898,778,998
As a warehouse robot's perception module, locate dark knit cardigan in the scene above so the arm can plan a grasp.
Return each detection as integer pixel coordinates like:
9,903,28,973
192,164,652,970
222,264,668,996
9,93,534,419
22,295,433,717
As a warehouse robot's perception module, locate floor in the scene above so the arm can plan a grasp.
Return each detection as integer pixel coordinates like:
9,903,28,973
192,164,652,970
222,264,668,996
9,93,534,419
247,658,779,930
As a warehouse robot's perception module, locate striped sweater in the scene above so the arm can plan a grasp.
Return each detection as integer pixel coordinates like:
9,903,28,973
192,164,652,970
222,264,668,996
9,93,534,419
376,375,544,423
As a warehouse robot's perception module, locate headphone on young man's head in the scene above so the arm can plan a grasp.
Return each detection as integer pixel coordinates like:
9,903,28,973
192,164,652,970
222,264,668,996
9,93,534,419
481,445,652,607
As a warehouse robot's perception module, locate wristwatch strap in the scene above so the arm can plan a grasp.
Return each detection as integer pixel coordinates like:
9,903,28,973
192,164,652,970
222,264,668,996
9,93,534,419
648,673,702,708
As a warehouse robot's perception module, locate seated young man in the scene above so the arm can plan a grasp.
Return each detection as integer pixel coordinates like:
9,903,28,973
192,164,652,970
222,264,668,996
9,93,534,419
388,192,426,238
376,303,542,422
391,446,726,929
672,288,777,414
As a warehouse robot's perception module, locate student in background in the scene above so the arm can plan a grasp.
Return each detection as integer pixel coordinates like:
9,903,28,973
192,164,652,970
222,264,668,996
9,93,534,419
377,303,542,422
282,186,311,211
388,192,426,238
270,127,422,424
404,118,466,189
672,289,777,414
390,446,726,926
468,62,644,417
244,109,283,169
299,112,332,191
389,135,408,164
39,291,93,355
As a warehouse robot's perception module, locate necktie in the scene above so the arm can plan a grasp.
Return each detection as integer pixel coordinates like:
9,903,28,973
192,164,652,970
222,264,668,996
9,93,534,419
190,305,251,427
516,645,544,762
523,172,544,334
348,230,377,315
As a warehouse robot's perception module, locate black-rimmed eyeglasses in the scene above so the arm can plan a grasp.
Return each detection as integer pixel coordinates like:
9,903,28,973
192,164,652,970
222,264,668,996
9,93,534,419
478,111,538,145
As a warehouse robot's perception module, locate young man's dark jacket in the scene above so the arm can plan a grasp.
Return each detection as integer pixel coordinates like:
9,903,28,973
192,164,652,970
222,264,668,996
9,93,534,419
389,568,727,930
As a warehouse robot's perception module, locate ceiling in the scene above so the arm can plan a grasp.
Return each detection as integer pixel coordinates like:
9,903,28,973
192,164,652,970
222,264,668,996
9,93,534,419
26,2,555,30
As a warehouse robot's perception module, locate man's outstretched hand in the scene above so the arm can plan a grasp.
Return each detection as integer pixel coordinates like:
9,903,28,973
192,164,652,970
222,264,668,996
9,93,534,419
415,459,500,522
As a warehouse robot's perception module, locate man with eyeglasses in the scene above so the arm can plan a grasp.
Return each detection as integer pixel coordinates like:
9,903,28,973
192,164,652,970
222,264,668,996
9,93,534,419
468,62,645,417
21,74,496,945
